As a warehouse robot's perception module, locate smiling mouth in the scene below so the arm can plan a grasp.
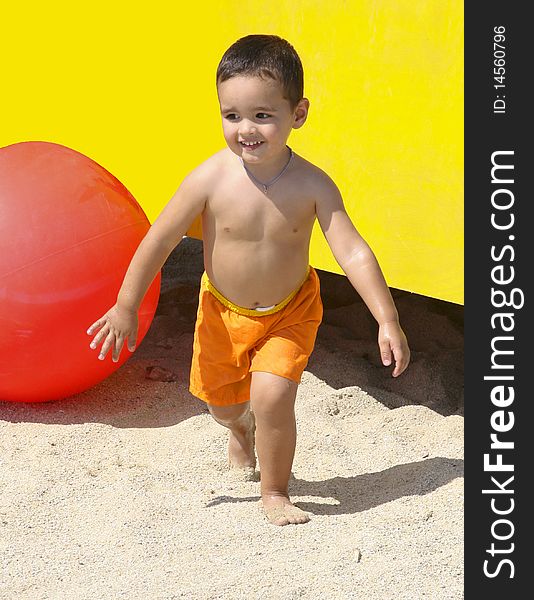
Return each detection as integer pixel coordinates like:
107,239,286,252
239,141,264,150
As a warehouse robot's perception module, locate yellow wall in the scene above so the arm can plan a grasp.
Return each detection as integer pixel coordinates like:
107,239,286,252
0,1,463,304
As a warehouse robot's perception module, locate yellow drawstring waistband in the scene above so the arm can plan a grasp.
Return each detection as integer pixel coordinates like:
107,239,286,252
203,266,311,316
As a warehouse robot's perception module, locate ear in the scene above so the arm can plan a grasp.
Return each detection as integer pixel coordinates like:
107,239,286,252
292,98,310,129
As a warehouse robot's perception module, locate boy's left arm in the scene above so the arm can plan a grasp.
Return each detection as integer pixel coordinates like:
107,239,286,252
315,177,410,377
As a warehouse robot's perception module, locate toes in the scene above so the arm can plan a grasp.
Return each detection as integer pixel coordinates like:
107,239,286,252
287,510,310,525
227,466,258,482
262,504,311,526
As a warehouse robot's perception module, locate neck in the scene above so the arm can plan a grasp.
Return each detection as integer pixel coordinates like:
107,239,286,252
241,145,292,182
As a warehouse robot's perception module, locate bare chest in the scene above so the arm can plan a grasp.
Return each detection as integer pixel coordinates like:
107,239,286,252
205,183,316,243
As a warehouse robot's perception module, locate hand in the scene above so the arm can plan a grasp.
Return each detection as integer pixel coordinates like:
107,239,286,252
86,304,139,363
378,320,410,377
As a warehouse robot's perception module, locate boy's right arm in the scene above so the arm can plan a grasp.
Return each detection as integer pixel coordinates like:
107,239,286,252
86,167,209,362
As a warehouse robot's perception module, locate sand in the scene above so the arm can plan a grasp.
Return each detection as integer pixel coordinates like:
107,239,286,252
0,239,464,600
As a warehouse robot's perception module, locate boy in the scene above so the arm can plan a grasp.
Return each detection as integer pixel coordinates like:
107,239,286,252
87,35,410,526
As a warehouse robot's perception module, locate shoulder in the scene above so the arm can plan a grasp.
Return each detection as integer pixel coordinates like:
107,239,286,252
180,148,235,194
292,153,343,207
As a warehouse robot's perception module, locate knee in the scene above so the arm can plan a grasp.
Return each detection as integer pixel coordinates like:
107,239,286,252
250,375,297,418
207,401,251,429
251,391,296,425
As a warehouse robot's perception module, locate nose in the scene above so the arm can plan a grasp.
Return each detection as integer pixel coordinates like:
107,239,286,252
239,119,257,137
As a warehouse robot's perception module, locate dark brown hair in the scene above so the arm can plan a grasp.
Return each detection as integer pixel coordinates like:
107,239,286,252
216,35,304,108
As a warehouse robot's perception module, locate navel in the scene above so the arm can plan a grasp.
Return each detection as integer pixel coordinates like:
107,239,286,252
224,227,231,233
292,228,298,233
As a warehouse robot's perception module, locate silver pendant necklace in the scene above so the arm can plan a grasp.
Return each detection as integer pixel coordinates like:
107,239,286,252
240,146,294,194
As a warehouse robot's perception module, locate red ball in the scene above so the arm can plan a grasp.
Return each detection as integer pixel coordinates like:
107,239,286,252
0,141,161,402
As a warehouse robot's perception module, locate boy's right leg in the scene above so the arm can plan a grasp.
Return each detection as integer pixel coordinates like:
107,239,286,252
207,401,256,470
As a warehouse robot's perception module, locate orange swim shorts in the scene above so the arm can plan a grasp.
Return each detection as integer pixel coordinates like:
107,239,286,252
189,266,323,406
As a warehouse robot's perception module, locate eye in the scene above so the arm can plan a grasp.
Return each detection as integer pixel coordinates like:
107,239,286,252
256,113,271,119
224,113,239,121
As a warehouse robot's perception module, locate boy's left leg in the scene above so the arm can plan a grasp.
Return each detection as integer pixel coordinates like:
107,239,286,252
250,371,310,526
207,401,256,471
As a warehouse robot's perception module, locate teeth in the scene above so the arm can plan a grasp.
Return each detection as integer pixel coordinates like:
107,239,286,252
241,141,261,146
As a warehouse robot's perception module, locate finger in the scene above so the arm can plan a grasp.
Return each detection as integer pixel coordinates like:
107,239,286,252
112,335,125,363
128,328,138,352
392,347,409,377
89,323,110,350
98,331,115,360
379,340,392,367
391,348,403,377
87,317,106,335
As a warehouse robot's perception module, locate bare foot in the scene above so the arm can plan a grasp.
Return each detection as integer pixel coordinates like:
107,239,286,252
228,410,256,476
261,494,310,526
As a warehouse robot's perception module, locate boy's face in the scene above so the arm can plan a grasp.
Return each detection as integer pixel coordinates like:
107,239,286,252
217,75,308,166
